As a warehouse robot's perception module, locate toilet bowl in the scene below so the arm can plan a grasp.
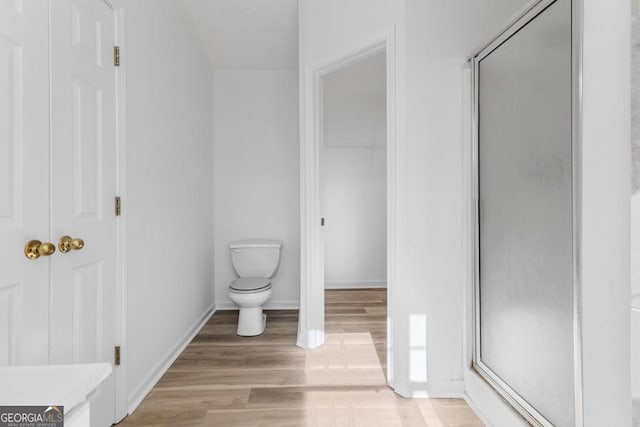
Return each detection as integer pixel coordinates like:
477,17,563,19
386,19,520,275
228,240,282,336
229,279,272,336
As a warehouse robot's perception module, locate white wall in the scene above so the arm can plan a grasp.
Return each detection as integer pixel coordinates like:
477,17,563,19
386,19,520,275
213,70,300,309
633,306,640,402
580,0,631,425
298,0,400,67
631,0,640,405
322,60,386,288
322,145,386,288
123,0,214,411
403,0,534,404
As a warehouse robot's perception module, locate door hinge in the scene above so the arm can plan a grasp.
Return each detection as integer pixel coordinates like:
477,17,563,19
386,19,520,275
115,196,121,216
321,217,325,226
114,346,121,366
113,46,120,66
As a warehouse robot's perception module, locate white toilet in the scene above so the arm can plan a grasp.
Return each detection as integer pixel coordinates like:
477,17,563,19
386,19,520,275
228,239,282,336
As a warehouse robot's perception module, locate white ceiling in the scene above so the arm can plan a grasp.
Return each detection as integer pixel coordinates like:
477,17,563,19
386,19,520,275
182,0,298,70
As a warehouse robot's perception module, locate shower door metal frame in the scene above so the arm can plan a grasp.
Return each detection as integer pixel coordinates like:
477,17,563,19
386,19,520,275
470,0,584,425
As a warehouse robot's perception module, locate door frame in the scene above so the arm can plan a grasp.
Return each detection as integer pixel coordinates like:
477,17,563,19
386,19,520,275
114,5,128,423
467,0,584,425
297,25,398,382
105,0,128,422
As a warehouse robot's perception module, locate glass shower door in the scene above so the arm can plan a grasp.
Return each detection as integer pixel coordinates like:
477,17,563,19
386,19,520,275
473,0,576,425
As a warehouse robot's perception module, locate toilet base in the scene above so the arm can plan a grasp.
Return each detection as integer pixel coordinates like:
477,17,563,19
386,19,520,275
228,287,271,336
237,308,267,336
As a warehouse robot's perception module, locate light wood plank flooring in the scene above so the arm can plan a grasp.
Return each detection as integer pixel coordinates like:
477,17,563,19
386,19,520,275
119,289,483,426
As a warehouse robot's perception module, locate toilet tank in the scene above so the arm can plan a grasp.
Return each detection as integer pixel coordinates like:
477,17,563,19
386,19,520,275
229,240,283,278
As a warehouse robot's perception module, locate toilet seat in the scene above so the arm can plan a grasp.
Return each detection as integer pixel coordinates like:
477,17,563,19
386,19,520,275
229,277,272,293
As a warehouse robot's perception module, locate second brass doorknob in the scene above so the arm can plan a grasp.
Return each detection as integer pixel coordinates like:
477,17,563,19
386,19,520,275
59,236,85,253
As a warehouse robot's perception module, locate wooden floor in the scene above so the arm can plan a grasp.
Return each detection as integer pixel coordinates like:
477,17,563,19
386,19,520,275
119,289,483,426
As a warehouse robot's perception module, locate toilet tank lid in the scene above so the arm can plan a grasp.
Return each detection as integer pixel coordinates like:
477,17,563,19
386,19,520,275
229,239,283,249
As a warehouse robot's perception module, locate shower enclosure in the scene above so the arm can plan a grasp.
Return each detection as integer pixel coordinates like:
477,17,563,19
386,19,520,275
471,0,579,425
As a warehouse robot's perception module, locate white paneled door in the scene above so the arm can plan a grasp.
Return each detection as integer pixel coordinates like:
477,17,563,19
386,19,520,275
50,0,116,366
0,0,51,367
0,1,118,425
50,0,117,425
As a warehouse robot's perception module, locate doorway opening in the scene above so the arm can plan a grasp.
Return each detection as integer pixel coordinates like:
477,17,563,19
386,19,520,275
320,52,388,373
297,29,396,383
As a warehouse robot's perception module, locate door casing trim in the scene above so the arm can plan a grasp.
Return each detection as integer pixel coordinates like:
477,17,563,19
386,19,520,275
297,26,398,390
113,4,128,423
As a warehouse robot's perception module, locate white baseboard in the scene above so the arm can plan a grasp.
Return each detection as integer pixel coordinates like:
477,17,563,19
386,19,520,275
463,369,529,427
632,310,640,400
389,379,464,399
216,300,299,310
127,302,216,415
324,280,387,289
463,394,494,427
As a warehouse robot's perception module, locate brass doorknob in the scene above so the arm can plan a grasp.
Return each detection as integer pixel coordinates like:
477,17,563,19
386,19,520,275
58,236,85,253
24,240,56,260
